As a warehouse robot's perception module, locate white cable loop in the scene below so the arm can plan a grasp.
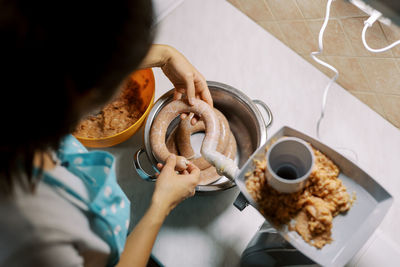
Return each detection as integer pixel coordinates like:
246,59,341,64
362,23,400,53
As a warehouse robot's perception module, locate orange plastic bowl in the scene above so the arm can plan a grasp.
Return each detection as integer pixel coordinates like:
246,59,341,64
74,69,155,148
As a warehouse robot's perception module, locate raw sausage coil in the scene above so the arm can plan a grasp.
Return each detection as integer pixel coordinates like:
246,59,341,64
150,99,238,182
174,112,236,184
161,106,237,185
177,109,230,170
150,99,220,170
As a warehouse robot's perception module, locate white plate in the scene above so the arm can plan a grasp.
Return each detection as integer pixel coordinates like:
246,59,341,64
235,126,393,267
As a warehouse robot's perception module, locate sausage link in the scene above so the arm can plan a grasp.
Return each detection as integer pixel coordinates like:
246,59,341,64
150,99,220,170
160,106,238,184
199,132,237,185
176,113,205,159
177,109,230,170
166,127,178,154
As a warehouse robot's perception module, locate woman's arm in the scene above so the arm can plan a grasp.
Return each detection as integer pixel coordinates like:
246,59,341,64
116,46,206,266
138,44,171,69
116,155,200,267
115,203,166,267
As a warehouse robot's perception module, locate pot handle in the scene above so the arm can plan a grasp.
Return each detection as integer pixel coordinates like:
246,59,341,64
253,99,273,130
133,148,158,182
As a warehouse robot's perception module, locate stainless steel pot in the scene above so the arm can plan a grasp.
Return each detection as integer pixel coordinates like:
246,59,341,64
133,81,273,192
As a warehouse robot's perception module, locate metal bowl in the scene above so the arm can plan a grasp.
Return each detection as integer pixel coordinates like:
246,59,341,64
134,81,272,192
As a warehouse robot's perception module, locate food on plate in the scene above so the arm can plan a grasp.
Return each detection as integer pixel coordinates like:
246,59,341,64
74,79,144,138
245,140,355,249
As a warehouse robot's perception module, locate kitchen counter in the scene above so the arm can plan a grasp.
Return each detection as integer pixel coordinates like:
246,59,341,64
104,0,400,266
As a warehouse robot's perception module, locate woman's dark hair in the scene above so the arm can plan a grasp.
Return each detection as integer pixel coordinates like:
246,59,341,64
0,0,154,194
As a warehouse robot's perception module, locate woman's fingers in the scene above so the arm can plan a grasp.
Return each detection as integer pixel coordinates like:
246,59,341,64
186,164,200,183
187,163,199,173
184,164,199,197
173,78,212,110
163,154,176,172
180,112,198,125
157,163,163,170
184,74,196,105
195,78,213,107
173,90,183,101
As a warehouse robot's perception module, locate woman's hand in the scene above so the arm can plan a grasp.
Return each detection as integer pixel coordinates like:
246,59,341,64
160,46,212,107
139,45,213,124
152,154,200,216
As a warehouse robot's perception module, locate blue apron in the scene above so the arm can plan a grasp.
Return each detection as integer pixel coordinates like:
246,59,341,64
41,135,130,266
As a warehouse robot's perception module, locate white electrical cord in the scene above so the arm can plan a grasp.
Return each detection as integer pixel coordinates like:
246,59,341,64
362,11,400,53
310,0,358,162
310,0,338,140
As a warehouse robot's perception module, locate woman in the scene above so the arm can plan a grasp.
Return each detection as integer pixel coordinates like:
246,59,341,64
0,0,211,266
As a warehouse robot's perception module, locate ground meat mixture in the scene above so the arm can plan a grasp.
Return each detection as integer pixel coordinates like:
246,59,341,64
74,80,144,138
245,140,355,249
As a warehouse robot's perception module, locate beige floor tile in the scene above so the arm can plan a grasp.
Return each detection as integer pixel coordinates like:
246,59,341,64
279,21,317,54
266,0,303,20
295,0,327,19
376,94,400,128
359,57,400,94
236,0,274,21
341,17,393,58
349,91,385,116
380,22,400,58
307,19,354,56
324,56,371,92
396,59,400,73
331,0,367,18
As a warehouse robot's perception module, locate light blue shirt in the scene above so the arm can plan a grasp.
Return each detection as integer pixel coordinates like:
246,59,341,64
0,135,131,267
